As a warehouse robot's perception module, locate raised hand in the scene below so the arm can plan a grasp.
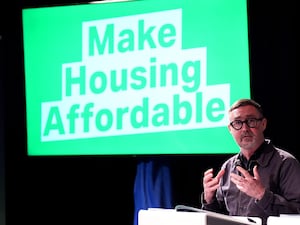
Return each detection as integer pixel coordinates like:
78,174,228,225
203,168,225,203
230,165,265,200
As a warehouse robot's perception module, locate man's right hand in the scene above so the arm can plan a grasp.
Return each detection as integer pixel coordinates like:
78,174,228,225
202,168,225,204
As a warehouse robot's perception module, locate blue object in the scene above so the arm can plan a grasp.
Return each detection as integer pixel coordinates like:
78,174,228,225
133,158,173,225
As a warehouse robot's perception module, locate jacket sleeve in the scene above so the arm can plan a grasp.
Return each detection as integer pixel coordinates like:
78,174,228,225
255,157,300,215
200,191,229,214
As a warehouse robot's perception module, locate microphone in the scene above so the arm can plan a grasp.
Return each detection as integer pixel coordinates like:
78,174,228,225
234,158,257,176
248,160,257,176
235,158,243,168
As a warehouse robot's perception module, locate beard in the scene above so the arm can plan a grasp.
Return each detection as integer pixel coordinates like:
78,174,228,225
239,131,256,149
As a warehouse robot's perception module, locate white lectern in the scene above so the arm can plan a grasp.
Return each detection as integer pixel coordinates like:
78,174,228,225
138,208,259,225
267,215,300,225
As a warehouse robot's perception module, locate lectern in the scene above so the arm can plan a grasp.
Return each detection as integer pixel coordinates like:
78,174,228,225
267,215,300,225
138,208,259,225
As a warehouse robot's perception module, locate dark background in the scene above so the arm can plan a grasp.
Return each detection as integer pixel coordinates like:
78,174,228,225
1,1,299,225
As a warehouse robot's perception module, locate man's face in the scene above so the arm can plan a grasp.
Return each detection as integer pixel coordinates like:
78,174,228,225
228,105,266,151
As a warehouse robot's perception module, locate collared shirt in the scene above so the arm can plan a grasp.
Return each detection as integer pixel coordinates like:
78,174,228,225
201,139,300,225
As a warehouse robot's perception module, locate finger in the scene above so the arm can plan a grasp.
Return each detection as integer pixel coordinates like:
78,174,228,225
253,165,260,179
230,173,240,180
205,176,221,187
230,173,241,184
203,169,214,183
204,168,213,175
236,166,251,178
216,169,225,180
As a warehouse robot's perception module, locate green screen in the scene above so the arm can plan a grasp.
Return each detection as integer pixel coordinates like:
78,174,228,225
22,0,250,156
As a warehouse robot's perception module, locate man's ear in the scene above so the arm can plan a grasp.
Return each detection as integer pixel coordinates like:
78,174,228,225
262,118,267,130
227,124,232,132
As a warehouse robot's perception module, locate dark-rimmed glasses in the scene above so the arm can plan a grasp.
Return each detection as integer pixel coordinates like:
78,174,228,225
230,118,263,130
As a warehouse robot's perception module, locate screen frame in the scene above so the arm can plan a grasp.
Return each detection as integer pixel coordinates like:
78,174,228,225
21,0,251,156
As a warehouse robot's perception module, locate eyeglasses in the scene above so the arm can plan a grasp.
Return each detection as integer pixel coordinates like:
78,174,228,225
230,118,263,130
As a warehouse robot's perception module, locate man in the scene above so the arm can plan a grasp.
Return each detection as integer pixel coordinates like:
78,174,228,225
201,98,300,225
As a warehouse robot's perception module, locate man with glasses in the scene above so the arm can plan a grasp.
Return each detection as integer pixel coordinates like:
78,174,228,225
201,98,300,225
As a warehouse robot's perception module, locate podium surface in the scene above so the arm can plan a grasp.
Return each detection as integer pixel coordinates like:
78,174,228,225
138,208,258,225
267,215,300,225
